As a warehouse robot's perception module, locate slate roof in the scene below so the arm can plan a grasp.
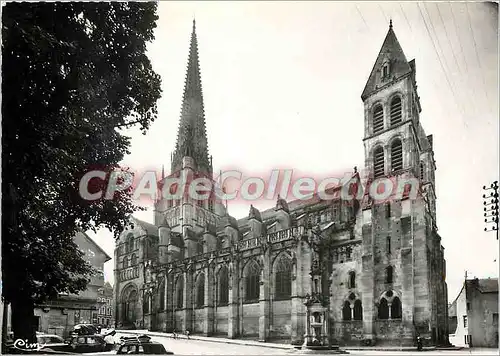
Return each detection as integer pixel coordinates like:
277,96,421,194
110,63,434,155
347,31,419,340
131,217,158,237
468,278,499,293
361,23,412,100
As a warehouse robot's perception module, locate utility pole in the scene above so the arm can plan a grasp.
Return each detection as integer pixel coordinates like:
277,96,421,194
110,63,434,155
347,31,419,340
483,181,499,240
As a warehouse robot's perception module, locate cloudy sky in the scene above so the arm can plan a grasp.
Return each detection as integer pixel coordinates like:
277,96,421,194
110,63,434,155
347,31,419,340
87,1,499,302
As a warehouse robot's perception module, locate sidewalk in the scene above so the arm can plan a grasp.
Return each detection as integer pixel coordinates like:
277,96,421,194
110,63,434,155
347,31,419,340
116,329,294,350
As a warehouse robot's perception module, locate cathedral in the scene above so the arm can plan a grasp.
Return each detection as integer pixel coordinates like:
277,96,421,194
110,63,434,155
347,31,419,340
113,20,449,346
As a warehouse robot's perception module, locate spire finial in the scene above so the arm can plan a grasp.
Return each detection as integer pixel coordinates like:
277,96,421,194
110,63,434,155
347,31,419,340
389,19,393,29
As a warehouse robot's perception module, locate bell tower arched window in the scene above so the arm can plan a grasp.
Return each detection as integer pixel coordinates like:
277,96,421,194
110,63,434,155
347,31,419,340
373,105,384,134
354,300,363,320
420,162,425,180
378,298,389,319
386,266,394,284
391,297,402,319
390,96,402,125
342,301,352,321
374,146,385,178
348,271,356,289
391,139,403,172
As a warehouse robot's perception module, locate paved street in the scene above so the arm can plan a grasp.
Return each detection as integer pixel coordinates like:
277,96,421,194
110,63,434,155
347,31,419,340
115,333,291,355
114,332,498,355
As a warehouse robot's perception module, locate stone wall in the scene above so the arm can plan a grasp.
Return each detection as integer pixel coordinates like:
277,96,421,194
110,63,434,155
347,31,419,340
242,303,259,336
214,306,228,334
271,300,292,338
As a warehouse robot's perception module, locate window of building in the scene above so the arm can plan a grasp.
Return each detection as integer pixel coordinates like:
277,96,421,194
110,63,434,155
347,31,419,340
122,257,129,269
386,236,391,254
386,266,394,284
390,96,402,126
159,280,165,311
374,146,385,178
342,301,352,321
245,262,260,302
348,271,356,289
420,162,425,181
463,315,467,328
493,313,498,324
467,302,470,311
175,276,184,309
391,139,403,172
127,234,134,253
196,274,205,308
218,266,229,305
143,294,150,315
386,203,391,218
373,105,384,134
353,300,363,320
378,298,389,319
275,256,292,299
383,64,389,78
391,297,402,319
131,254,137,266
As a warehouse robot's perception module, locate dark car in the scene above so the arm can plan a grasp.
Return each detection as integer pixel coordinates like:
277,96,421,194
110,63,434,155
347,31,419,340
117,335,173,355
67,335,106,353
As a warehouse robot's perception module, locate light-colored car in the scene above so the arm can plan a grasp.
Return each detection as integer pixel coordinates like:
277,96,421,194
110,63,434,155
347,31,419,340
37,334,72,352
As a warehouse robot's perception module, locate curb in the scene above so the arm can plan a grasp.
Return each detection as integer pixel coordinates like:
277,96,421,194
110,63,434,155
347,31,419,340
117,330,294,351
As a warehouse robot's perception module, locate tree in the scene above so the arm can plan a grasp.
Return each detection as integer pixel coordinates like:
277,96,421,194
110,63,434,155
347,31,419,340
1,2,162,343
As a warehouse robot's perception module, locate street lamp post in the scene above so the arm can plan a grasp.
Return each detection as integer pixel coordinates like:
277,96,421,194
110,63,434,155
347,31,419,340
483,181,499,240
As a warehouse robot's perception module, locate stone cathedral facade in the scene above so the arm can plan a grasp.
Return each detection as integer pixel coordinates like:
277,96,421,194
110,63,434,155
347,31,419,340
113,21,449,346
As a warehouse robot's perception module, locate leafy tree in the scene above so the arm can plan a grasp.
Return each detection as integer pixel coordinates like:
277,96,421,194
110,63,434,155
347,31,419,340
1,2,161,343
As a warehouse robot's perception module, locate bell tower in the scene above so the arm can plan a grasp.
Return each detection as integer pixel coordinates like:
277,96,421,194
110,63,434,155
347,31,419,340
359,21,445,346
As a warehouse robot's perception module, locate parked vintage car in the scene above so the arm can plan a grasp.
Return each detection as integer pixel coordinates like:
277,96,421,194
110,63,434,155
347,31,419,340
116,335,173,355
36,334,72,352
67,334,107,353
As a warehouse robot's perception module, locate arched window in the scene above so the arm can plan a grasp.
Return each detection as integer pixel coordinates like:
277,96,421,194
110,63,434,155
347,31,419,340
378,298,389,319
175,276,184,309
373,105,384,134
386,266,394,284
158,280,165,311
274,256,292,299
348,271,356,289
391,139,403,172
390,96,402,125
131,254,137,266
374,146,385,178
342,301,352,321
143,294,150,314
218,267,229,305
127,234,134,253
391,297,402,319
354,300,363,320
122,257,129,269
245,261,260,302
196,274,205,308
420,162,425,180
386,236,391,254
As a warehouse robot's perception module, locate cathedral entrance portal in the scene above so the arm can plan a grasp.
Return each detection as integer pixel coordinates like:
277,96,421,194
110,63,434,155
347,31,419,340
121,285,138,327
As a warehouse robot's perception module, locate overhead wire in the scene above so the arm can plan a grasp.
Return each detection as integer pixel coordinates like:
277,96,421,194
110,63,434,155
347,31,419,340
416,2,468,128
464,2,492,114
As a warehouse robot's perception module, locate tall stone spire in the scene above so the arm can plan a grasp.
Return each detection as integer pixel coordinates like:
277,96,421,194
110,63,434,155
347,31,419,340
171,19,212,174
